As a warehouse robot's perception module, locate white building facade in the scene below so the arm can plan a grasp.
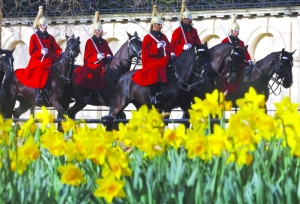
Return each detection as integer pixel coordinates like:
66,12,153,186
2,6,300,120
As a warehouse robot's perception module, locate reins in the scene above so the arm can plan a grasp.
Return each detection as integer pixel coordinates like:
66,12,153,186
172,52,209,92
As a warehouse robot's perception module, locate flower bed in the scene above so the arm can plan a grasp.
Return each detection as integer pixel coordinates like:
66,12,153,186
1,87,299,203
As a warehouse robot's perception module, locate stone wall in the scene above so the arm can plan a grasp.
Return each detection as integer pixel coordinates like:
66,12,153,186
2,6,300,120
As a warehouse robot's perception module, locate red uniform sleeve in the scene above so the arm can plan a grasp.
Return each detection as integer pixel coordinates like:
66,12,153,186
84,39,97,64
221,37,230,43
142,34,159,58
162,34,172,56
49,35,62,58
171,27,185,57
29,35,43,60
102,40,113,58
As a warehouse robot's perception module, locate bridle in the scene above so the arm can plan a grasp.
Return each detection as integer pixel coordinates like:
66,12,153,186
55,37,80,84
108,36,142,69
268,53,293,95
106,36,142,80
0,52,14,74
222,47,244,77
173,47,211,91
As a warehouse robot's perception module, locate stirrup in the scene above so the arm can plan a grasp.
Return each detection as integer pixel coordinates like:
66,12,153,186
35,89,43,102
84,94,92,104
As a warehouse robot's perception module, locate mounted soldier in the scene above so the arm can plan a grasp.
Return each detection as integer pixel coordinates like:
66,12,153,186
131,5,174,107
221,14,253,95
73,11,113,103
171,0,202,57
15,6,62,102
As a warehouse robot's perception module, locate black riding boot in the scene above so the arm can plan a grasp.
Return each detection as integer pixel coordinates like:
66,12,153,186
149,83,162,107
35,89,43,102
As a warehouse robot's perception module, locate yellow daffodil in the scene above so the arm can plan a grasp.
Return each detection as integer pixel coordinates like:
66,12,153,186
57,163,86,186
0,114,12,132
236,87,265,110
94,175,126,203
40,130,66,156
185,129,209,160
61,115,76,133
36,106,54,131
10,136,40,175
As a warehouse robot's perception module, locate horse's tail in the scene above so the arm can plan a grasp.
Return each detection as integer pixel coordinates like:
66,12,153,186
0,72,14,117
0,76,7,117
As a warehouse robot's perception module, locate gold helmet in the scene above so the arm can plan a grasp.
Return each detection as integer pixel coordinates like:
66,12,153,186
180,0,193,20
231,22,240,31
231,14,240,31
182,9,192,20
92,11,102,35
94,22,103,31
33,6,47,29
150,5,163,31
151,16,163,25
38,17,48,27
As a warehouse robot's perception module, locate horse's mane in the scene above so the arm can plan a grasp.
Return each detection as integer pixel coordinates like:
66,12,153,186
175,47,196,66
209,43,233,61
255,51,281,66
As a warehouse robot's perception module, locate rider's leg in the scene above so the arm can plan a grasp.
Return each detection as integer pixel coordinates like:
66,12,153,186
84,88,92,104
35,89,43,102
149,83,161,105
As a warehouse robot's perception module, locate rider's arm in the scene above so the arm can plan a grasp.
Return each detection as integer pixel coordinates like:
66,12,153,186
29,35,44,60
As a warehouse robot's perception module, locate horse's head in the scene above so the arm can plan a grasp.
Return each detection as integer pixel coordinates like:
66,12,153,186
194,42,215,79
276,48,295,88
64,35,81,60
56,36,81,84
227,45,248,83
126,31,142,60
0,48,15,74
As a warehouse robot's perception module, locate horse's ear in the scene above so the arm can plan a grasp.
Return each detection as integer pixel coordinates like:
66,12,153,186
282,48,285,53
244,45,248,50
12,47,16,53
134,31,138,37
65,34,70,40
204,42,208,46
77,36,80,42
127,31,132,39
291,49,296,55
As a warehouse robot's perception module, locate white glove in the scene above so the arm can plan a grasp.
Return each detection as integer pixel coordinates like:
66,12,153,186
41,48,48,55
157,42,164,49
183,43,192,50
97,53,105,60
171,52,175,58
248,60,253,65
107,54,112,60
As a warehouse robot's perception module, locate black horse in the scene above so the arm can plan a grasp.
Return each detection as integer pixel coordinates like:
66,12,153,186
226,48,295,107
180,43,248,119
0,36,81,119
67,31,142,119
109,43,212,119
0,48,15,88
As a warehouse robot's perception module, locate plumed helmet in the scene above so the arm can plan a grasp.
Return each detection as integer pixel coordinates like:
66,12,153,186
231,22,240,31
230,14,240,31
38,16,48,26
182,9,192,20
33,6,46,29
151,16,163,25
94,22,103,31
92,11,102,35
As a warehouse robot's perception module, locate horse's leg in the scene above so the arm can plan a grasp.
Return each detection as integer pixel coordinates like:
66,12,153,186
67,101,87,119
13,97,32,118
